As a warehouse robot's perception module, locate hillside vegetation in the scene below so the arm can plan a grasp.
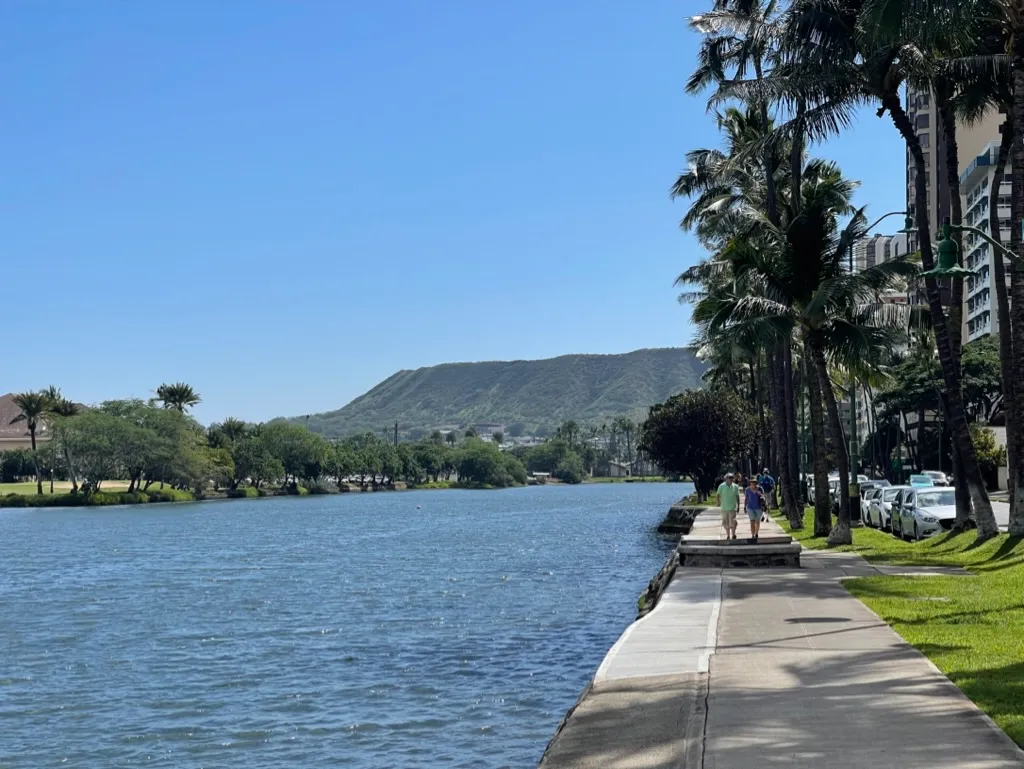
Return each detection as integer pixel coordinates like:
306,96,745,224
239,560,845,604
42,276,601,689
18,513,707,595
296,348,707,438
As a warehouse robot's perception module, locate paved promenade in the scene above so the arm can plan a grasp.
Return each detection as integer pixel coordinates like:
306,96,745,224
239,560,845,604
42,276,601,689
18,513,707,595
539,509,1024,768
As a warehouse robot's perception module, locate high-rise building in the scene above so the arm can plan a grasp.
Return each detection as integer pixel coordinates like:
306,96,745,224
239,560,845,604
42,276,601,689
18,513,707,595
905,88,1002,335
959,139,1012,343
904,87,1001,250
852,233,907,272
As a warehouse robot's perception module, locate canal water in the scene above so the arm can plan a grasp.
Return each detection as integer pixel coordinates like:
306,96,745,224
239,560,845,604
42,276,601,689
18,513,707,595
0,482,688,767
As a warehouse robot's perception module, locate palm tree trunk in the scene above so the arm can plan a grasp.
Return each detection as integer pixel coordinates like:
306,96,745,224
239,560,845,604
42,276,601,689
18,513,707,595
771,343,801,527
64,442,78,494
783,338,802,522
810,338,852,545
938,99,975,529
804,346,832,536
989,120,1017,512
29,429,42,495
753,356,770,471
1008,43,1024,537
886,95,999,540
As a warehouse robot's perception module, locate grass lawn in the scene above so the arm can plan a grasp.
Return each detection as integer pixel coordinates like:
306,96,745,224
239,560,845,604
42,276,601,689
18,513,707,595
778,507,1024,746
0,480,133,496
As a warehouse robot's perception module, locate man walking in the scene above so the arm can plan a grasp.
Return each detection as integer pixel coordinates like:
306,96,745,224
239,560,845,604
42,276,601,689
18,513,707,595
717,472,740,540
760,468,776,510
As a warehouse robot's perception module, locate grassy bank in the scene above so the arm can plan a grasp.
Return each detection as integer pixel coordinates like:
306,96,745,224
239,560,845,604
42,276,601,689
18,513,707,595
778,508,1024,746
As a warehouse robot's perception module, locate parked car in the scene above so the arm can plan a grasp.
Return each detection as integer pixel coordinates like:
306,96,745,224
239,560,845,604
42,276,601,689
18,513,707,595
858,481,890,523
908,474,935,487
895,487,957,540
871,485,910,531
923,470,949,486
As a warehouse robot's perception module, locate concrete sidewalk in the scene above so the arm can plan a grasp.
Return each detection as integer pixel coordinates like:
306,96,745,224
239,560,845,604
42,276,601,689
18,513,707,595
539,509,1024,768
705,566,1023,768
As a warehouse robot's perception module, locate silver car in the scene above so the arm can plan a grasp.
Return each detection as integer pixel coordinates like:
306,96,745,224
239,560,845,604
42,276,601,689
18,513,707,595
897,487,957,540
870,485,910,531
923,470,949,486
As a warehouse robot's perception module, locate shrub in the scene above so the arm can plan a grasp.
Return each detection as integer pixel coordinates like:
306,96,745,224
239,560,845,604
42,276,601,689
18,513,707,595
0,494,29,508
146,488,194,503
306,484,335,495
226,487,259,498
84,492,126,506
120,491,150,505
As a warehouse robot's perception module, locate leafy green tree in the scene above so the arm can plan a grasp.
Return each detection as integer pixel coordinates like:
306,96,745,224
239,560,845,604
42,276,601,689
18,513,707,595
0,449,34,483
492,431,504,445
554,452,586,484
156,382,201,413
329,443,358,485
429,430,445,445
65,411,123,491
506,422,526,438
413,441,448,482
445,431,458,446
971,424,1007,489
522,439,574,474
640,388,757,500
9,391,49,494
464,427,478,439
454,438,526,488
230,432,284,490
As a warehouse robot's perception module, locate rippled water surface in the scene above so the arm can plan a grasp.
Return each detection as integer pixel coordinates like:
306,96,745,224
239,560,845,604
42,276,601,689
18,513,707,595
0,483,688,767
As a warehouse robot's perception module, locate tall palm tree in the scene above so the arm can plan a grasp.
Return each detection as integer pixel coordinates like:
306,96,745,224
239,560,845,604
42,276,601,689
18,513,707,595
156,382,201,413
48,396,81,493
692,161,917,541
673,105,805,523
723,0,1003,540
10,391,49,495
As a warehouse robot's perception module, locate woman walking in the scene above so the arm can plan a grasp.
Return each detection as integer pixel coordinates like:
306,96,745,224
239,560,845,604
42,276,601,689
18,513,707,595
744,477,764,543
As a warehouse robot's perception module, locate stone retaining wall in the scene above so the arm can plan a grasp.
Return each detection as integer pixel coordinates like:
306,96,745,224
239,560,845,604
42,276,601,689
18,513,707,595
656,500,704,534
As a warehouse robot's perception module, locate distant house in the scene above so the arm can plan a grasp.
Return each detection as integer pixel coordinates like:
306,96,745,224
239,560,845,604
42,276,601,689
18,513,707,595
0,393,51,452
474,422,505,439
607,461,632,478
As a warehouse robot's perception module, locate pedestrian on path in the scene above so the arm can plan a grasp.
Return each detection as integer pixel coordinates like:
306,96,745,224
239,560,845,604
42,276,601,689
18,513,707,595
759,468,776,510
745,477,764,542
717,473,740,540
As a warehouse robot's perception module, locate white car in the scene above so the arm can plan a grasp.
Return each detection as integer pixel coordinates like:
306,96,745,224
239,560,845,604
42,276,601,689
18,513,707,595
869,485,910,531
923,470,949,486
896,487,957,540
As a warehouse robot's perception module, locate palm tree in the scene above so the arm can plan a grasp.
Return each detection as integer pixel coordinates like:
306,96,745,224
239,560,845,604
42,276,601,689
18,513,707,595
48,396,81,493
10,391,49,495
722,0,1003,540
156,382,201,413
673,104,805,522
690,161,916,541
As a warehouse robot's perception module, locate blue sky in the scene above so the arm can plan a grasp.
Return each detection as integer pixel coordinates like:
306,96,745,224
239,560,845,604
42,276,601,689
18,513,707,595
1,0,905,424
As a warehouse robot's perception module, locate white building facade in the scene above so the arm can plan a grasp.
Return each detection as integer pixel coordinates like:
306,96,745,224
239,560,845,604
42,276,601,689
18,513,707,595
959,140,1012,343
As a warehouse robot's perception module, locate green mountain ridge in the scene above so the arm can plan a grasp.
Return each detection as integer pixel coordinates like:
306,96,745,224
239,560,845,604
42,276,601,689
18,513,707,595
293,348,707,438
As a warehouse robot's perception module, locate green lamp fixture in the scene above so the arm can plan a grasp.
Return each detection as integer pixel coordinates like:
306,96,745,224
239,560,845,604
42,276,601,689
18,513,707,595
898,214,916,234
920,221,976,278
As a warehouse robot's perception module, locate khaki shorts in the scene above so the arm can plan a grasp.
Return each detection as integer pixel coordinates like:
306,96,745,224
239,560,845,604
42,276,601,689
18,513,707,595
721,508,738,528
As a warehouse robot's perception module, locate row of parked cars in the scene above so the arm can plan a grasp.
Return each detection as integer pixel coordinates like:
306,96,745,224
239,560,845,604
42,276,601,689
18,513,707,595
861,473,956,540
805,470,952,540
